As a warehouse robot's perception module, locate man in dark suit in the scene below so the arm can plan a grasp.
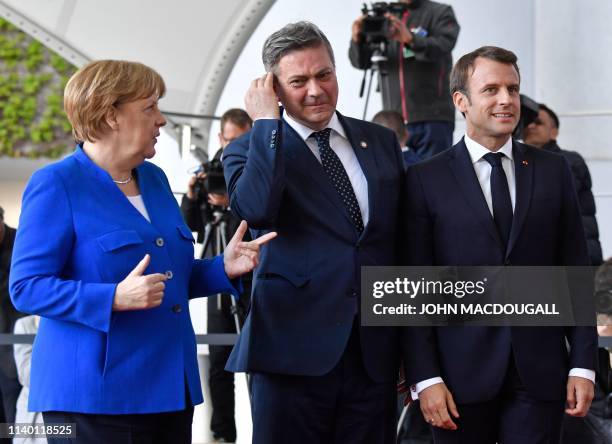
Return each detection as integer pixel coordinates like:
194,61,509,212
223,21,406,444
403,46,598,443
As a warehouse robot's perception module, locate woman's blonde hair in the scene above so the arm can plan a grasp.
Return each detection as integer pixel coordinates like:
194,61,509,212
64,60,166,143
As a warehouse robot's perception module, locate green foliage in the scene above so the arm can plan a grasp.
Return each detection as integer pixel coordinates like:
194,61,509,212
0,16,77,158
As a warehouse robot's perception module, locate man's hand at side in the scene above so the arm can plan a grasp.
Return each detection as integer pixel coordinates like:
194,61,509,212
419,382,459,430
566,376,594,417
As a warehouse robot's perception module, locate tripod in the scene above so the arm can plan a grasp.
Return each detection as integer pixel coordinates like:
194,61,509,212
360,43,388,120
200,206,252,418
201,208,242,335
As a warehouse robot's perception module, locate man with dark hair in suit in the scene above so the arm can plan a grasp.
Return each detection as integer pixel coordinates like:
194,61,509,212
404,46,598,443
523,103,603,266
0,206,24,425
223,21,407,444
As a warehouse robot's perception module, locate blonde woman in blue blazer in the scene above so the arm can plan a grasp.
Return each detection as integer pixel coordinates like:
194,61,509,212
9,60,275,444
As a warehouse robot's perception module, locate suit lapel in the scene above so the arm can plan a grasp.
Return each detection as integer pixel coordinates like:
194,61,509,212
448,140,504,249
337,113,379,238
506,142,533,258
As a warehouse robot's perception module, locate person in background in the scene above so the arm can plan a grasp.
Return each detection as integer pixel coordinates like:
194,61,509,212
9,60,274,444
372,110,421,168
523,103,603,266
180,108,253,443
0,206,24,427
350,0,460,159
13,315,46,444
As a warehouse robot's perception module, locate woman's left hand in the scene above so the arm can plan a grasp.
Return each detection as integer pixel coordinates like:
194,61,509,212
224,221,277,279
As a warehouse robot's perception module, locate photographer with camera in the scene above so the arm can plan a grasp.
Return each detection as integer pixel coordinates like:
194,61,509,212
180,108,252,444
350,0,459,160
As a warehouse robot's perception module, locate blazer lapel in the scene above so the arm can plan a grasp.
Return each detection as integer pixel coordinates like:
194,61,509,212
448,140,505,250
337,113,379,239
506,141,533,258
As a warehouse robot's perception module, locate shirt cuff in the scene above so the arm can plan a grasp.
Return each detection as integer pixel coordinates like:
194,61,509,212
569,368,596,383
410,377,444,401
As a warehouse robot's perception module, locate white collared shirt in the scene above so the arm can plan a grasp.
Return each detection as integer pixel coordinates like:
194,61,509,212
283,112,369,226
464,134,516,215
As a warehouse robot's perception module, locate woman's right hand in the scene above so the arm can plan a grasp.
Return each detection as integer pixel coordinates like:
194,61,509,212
113,254,167,311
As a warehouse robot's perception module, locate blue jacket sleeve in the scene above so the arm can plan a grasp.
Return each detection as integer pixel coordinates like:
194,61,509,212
223,119,285,229
9,168,116,333
189,255,242,299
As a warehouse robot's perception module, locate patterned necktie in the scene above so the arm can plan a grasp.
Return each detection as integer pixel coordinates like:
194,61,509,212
311,128,364,233
483,152,513,249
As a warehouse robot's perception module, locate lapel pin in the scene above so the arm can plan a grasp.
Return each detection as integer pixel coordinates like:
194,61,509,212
522,160,529,166
360,141,368,149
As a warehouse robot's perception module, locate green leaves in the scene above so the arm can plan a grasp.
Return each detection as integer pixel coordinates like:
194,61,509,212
0,17,77,158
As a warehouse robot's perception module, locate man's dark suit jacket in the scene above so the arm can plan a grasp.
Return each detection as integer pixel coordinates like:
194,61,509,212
403,138,598,403
222,114,406,383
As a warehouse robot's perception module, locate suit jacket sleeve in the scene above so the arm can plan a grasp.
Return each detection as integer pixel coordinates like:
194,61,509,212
223,119,285,229
9,168,116,333
402,164,442,384
558,159,598,371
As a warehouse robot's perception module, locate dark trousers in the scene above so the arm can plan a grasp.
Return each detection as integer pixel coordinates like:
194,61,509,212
43,407,194,444
207,291,248,442
249,322,397,444
406,121,454,160
432,360,565,444
0,348,22,424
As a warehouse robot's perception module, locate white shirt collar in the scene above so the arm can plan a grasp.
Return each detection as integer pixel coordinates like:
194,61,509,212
464,134,514,164
283,111,347,142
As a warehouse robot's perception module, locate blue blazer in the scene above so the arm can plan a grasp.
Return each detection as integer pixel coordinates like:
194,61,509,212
10,146,238,414
222,115,407,383
403,139,597,403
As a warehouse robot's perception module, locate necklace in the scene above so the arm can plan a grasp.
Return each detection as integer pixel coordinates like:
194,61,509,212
113,175,132,185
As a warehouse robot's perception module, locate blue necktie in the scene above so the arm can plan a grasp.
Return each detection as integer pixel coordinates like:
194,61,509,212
483,152,513,249
311,128,364,233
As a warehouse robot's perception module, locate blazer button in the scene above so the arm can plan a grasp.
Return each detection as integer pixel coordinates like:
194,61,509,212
172,304,182,313
156,237,164,247
165,270,173,280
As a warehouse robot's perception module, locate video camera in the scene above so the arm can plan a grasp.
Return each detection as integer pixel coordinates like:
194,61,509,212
360,2,410,45
193,159,227,201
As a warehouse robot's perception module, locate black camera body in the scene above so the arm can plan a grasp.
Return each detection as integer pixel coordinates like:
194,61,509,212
193,159,227,201
360,2,410,45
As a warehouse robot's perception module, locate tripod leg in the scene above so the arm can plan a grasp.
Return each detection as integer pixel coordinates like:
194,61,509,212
362,68,375,120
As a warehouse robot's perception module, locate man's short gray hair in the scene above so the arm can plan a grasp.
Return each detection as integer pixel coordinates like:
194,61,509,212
262,21,335,73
